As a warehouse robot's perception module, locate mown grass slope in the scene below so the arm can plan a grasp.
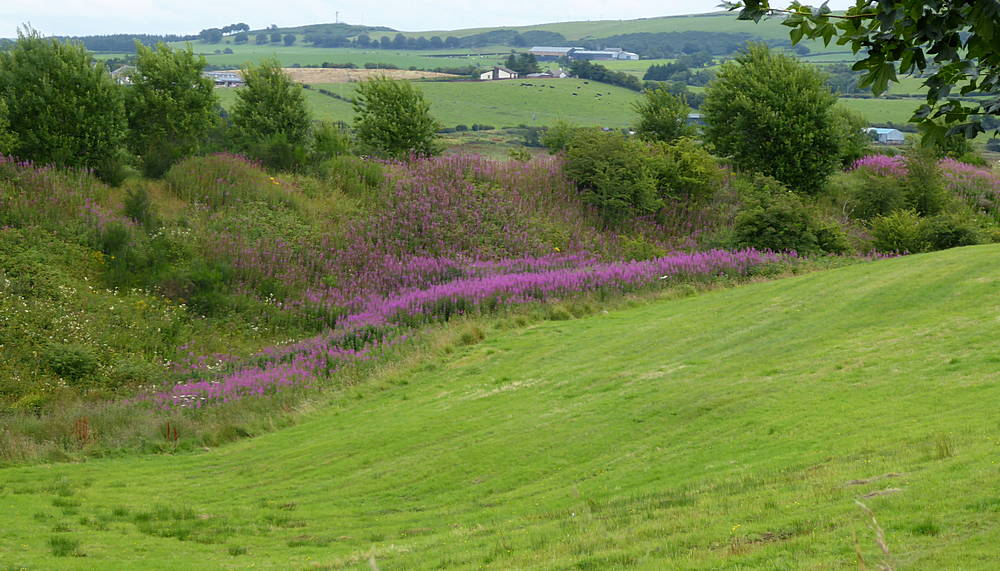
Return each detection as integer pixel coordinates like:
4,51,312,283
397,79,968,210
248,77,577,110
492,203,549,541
2,245,999,568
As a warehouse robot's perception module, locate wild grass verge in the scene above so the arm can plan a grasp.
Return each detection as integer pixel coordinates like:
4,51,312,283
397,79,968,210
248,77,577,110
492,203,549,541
0,253,868,466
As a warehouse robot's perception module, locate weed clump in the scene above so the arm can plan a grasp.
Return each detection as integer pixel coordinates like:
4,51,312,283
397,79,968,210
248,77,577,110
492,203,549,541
48,536,82,557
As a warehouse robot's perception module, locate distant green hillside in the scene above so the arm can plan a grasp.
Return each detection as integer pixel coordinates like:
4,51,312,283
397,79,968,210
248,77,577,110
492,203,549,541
3,246,999,568
376,12,842,55
186,11,845,60
412,12,790,41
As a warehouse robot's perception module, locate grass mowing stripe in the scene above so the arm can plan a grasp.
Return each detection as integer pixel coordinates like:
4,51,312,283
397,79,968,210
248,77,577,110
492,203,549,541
1,245,999,568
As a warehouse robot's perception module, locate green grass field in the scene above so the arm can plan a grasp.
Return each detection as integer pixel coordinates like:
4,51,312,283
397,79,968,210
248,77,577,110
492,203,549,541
838,97,922,126
2,245,999,568
217,79,922,130
218,79,643,128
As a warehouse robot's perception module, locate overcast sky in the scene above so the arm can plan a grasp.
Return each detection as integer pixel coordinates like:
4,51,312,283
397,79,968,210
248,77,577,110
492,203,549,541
2,0,856,38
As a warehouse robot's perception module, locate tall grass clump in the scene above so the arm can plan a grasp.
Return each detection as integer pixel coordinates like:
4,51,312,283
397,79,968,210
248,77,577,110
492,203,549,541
164,153,299,211
0,156,125,245
315,154,385,197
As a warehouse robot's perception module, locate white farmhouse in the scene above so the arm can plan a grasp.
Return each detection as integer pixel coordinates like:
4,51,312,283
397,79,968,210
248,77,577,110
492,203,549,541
480,67,519,81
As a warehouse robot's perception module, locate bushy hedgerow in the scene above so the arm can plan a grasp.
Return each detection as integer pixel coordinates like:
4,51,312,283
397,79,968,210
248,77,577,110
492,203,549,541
870,210,982,253
868,209,928,253
564,129,660,224
314,155,385,196
732,175,849,255
840,151,995,253
562,129,723,225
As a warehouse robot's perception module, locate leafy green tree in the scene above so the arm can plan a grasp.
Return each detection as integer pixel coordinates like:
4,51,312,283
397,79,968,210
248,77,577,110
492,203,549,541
541,120,578,153
504,52,540,75
829,105,870,167
0,100,14,156
632,87,694,143
232,59,310,145
702,44,838,194
353,77,441,159
231,59,311,169
0,28,127,183
283,34,296,46
126,42,218,177
200,28,223,43
724,1,1000,142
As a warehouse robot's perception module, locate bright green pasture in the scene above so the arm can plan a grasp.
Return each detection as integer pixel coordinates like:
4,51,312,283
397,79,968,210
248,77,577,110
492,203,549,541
214,78,927,130
885,75,931,95
216,79,642,128
800,51,861,63
599,58,672,77
2,246,1000,568
838,97,921,126
216,79,920,129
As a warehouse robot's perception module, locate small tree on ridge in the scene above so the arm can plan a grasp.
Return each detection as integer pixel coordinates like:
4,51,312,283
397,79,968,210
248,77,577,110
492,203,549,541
702,44,838,194
126,42,218,177
231,58,311,170
0,27,127,183
353,77,441,160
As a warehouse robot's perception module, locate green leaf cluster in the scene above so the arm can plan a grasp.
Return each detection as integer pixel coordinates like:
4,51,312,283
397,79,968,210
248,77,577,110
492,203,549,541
126,43,218,177
564,130,722,225
702,44,839,194
232,59,312,148
0,99,14,156
632,87,694,144
352,77,441,160
725,1,1000,141
0,28,127,183
732,175,849,255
